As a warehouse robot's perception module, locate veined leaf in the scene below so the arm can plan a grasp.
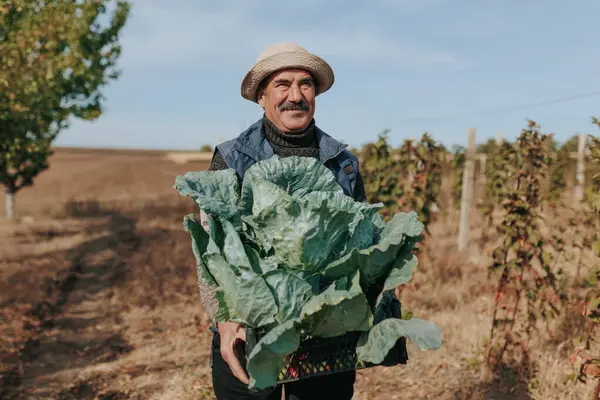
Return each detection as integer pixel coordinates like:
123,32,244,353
300,287,373,338
221,218,257,274
303,191,383,253
246,318,302,390
359,212,423,285
301,201,355,270
320,251,360,282
321,212,421,288
356,318,443,364
174,169,240,221
383,250,418,292
214,290,236,322
240,178,293,217
242,155,343,200
243,198,320,268
204,254,277,327
264,270,314,323
183,214,217,287
333,270,361,293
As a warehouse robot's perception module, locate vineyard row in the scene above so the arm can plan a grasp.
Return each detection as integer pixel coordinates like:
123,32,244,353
354,118,600,394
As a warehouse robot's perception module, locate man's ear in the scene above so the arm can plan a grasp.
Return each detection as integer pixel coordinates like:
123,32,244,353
257,91,265,109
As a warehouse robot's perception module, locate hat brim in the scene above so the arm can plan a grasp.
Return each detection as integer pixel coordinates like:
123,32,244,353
241,51,334,103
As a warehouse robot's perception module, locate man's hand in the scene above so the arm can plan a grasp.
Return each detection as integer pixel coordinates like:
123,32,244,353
217,321,249,384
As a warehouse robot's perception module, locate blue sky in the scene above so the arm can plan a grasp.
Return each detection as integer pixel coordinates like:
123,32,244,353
55,0,600,150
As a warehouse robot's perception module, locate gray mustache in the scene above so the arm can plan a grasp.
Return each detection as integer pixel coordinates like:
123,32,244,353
279,101,310,111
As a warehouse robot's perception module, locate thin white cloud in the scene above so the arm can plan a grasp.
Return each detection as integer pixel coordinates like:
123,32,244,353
305,31,471,69
119,1,471,71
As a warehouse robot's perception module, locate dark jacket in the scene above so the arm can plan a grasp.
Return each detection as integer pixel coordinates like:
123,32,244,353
215,118,366,201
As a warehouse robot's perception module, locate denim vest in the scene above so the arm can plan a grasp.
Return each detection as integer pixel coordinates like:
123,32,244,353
215,119,364,200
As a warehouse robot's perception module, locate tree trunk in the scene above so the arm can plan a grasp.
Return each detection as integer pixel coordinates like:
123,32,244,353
5,189,15,220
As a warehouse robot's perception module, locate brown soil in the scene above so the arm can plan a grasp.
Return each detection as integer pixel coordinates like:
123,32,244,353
0,148,596,399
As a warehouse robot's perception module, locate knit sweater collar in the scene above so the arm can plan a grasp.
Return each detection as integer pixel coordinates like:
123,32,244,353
262,114,316,148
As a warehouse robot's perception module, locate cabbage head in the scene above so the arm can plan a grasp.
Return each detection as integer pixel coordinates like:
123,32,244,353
174,155,442,389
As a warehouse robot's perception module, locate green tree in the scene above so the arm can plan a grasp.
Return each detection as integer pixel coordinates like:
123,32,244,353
200,144,213,153
559,134,581,153
0,0,130,219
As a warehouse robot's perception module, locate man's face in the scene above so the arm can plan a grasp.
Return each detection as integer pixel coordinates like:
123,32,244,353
257,68,316,133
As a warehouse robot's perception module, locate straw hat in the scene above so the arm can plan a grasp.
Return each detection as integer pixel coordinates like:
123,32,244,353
241,43,335,103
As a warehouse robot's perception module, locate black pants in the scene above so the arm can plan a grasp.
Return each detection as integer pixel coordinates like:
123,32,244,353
211,332,356,400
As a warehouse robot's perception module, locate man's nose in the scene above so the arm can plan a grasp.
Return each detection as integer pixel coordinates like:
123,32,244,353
288,82,302,102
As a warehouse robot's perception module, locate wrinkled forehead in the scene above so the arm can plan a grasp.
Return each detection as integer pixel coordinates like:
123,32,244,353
257,68,316,99
264,68,314,86
271,68,313,80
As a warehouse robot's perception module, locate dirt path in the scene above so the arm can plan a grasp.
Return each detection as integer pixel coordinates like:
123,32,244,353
1,207,139,399
1,199,216,400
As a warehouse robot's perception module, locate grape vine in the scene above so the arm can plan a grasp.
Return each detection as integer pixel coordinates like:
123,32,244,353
569,118,600,398
451,145,465,209
359,131,445,235
547,146,569,205
396,134,445,235
486,121,567,388
359,130,400,221
480,139,515,227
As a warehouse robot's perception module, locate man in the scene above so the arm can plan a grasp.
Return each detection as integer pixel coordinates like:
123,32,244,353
200,43,367,400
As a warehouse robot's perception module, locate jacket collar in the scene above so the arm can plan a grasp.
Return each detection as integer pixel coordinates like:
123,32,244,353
234,118,347,163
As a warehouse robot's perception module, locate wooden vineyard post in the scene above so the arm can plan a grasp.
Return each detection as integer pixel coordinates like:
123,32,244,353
458,128,476,251
478,154,487,186
5,189,15,220
496,129,503,145
575,133,587,202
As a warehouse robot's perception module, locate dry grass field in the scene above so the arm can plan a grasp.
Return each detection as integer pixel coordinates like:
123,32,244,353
0,148,596,399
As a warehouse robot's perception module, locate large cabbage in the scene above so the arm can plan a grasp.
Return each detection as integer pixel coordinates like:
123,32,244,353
174,155,442,389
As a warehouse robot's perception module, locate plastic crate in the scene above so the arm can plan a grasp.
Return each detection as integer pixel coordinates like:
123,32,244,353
245,329,365,385
245,321,408,386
